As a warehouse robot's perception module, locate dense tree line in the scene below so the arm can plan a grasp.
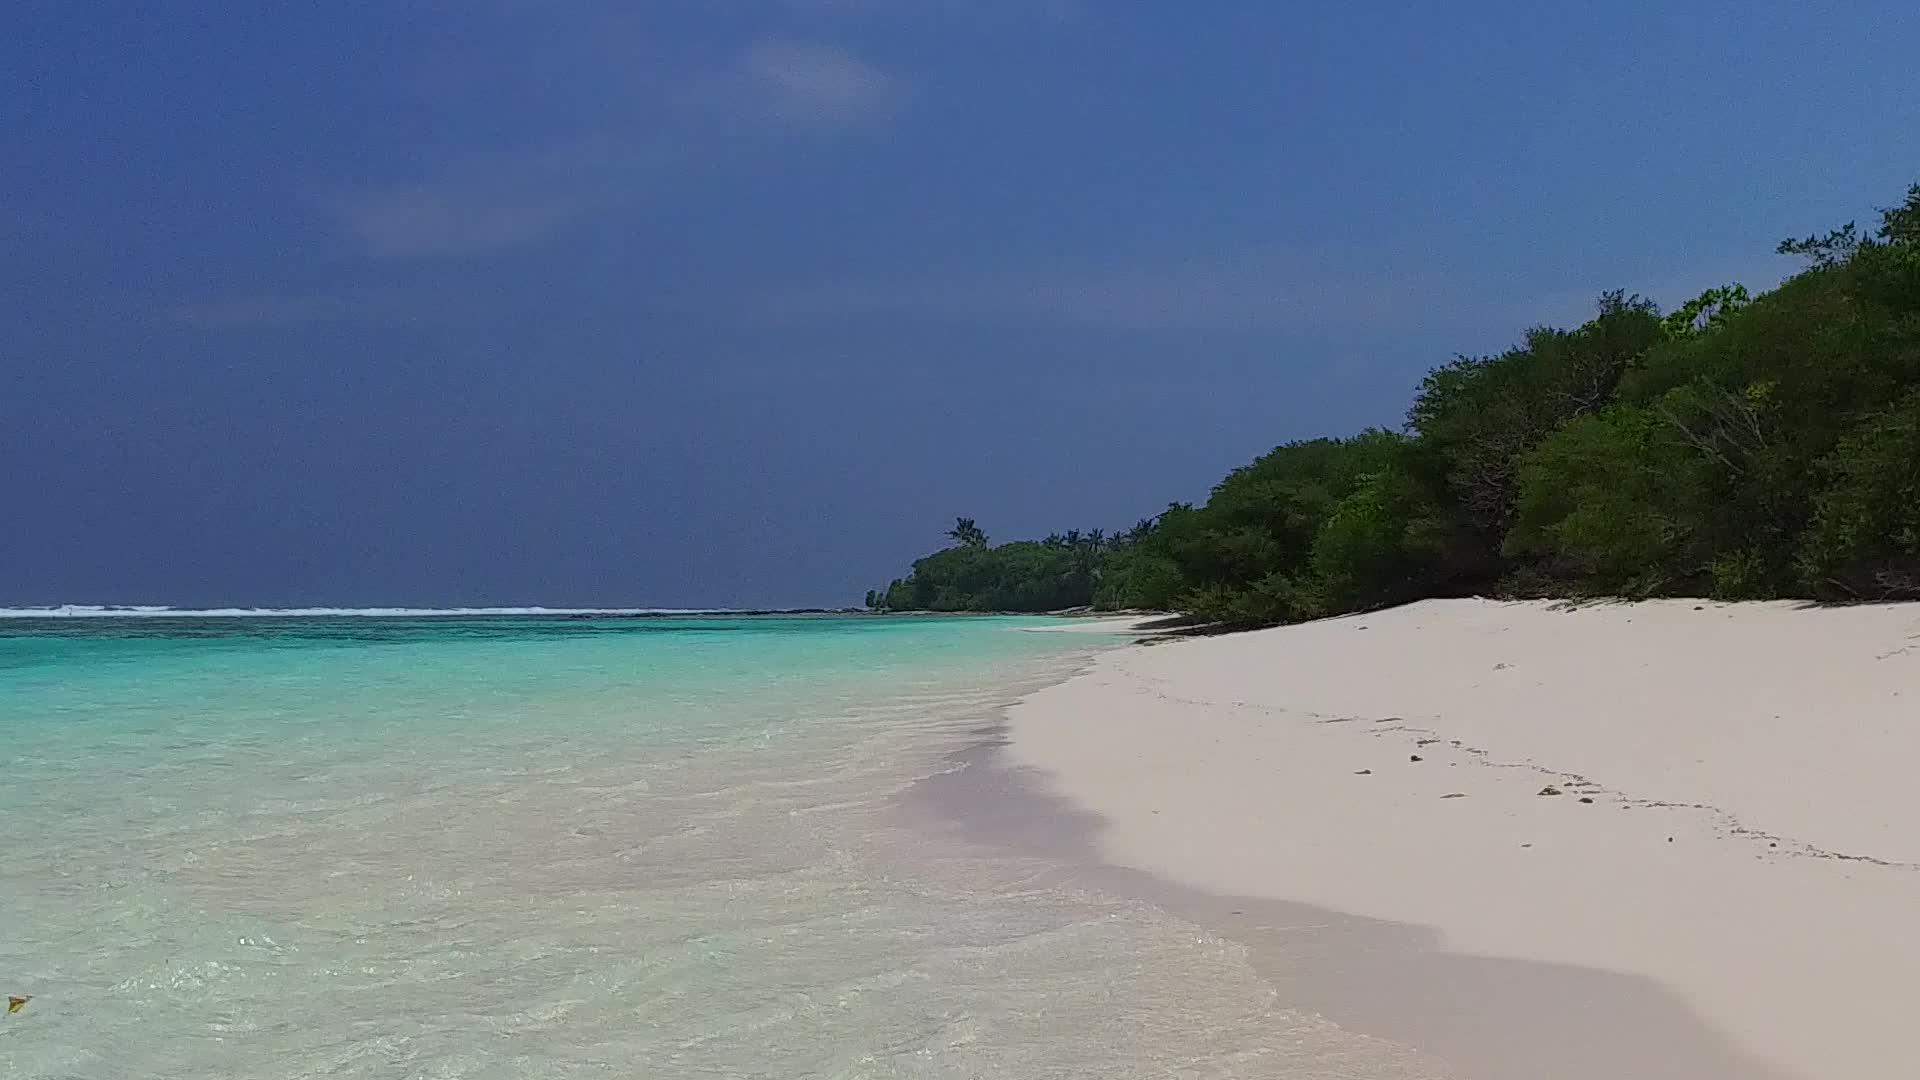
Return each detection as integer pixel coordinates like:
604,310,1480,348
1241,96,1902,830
866,519,1121,613
872,184,1920,624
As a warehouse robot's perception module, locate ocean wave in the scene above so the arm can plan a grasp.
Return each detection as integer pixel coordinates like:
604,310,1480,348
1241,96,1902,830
0,605,732,618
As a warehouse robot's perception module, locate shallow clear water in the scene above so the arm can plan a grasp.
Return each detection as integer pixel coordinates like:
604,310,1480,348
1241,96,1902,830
1,615,1438,1078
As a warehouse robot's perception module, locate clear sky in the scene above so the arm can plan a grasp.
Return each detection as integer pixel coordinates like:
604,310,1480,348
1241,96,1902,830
6,1,1916,607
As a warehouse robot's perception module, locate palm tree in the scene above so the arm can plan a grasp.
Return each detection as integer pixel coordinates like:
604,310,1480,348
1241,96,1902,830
947,517,988,549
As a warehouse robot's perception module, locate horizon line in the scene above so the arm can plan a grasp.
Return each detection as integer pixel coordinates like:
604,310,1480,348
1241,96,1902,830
0,605,869,619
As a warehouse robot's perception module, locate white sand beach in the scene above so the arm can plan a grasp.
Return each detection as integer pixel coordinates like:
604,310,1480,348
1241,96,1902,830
1006,599,1920,1079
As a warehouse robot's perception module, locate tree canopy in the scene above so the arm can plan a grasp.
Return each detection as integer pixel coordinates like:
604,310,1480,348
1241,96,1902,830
870,182,1920,620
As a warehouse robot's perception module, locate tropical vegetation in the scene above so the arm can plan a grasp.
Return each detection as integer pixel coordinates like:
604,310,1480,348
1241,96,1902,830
870,183,1920,625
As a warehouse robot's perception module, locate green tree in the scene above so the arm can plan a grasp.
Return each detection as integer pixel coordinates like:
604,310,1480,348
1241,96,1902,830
1507,407,1707,592
1661,284,1751,340
1409,296,1664,553
947,518,988,548
869,181,1920,625
1799,393,1920,598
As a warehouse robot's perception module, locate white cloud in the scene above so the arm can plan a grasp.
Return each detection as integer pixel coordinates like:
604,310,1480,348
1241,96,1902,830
329,34,898,258
745,41,895,125
330,140,653,260
338,185,596,261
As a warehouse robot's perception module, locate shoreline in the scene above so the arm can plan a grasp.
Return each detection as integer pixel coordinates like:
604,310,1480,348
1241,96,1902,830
930,598,1920,1079
901,734,1784,1080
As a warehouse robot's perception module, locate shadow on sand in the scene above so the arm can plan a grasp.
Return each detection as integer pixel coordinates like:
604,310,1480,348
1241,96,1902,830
897,725,1795,1080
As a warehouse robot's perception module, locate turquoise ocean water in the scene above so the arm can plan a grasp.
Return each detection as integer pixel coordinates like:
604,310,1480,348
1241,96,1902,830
1,614,1432,1078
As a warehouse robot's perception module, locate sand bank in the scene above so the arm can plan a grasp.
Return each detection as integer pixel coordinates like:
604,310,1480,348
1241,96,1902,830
1005,598,1920,1079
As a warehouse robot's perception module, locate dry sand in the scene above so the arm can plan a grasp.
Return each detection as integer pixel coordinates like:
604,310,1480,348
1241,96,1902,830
1005,598,1920,1080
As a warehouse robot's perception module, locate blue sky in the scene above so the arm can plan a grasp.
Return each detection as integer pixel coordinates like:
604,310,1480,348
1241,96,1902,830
5,1,1917,606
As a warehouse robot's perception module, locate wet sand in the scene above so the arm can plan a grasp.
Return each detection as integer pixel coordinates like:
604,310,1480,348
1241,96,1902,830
902,730,1789,1080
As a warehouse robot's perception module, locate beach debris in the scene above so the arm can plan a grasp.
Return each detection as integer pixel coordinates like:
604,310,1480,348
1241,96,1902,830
1520,842,1533,848
1416,737,1440,746
1579,796,1595,804
1538,785,1563,797
1441,792,1467,799
1409,754,1423,762
1494,662,1511,671
1354,769,1372,775
7,995,28,1014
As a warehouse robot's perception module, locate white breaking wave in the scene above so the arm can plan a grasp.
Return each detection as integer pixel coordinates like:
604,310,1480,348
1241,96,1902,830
0,605,732,618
